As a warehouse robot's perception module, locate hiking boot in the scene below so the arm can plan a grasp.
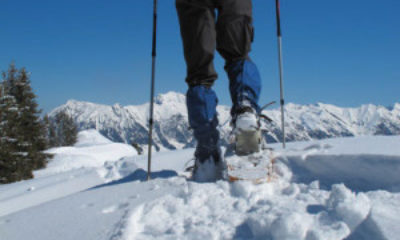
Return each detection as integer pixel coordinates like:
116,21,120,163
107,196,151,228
232,105,261,155
192,147,224,182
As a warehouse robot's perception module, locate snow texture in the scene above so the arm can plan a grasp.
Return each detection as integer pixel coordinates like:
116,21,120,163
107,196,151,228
36,130,137,178
1,130,400,240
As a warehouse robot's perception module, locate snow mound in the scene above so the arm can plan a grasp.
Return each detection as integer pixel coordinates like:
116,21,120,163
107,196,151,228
35,130,137,177
75,129,112,147
283,136,400,192
326,184,371,231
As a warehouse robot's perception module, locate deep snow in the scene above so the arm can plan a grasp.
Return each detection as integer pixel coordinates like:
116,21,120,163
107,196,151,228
1,130,400,240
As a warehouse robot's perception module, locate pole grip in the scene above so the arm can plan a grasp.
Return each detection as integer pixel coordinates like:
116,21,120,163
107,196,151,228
275,0,282,37
152,0,158,57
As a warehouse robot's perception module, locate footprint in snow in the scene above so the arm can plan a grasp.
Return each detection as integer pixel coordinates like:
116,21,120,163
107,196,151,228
150,184,160,191
81,203,95,209
118,202,129,210
102,205,117,214
129,194,139,200
303,143,332,151
102,202,129,214
0,219,11,224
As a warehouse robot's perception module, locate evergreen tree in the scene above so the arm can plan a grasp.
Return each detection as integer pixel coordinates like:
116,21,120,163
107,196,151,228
0,83,31,182
1,62,17,97
48,119,58,147
13,67,49,170
63,115,78,146
0,63,51,183
50,111,78,147
57,111,78,146
43,114,57,148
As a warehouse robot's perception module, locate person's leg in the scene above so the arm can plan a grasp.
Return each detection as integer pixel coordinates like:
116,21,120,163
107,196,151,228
186,85,219,161
176,0,222,180
216,0,263,154
215,0,261,118
176,0,218,87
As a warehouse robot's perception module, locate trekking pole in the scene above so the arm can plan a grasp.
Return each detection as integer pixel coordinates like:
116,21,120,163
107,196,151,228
275,0,286,148
147,0,158,180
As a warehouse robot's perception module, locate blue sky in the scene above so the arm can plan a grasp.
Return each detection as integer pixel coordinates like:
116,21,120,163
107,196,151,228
1,0,399,113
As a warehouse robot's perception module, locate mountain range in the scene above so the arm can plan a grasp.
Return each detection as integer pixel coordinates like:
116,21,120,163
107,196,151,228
49,91,400,151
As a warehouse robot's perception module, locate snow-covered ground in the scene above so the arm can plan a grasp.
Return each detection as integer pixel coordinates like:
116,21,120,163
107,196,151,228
1,130,400,240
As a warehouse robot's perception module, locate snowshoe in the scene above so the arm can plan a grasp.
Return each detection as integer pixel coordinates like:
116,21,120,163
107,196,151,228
223,101,277,183
223,146,276,184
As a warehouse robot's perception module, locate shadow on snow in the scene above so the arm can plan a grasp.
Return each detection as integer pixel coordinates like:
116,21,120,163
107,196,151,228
283,154,400,193
88,168,178,190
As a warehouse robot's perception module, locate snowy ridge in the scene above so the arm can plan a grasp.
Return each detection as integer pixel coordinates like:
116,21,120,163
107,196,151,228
1,131,400,240
50,91,400,150
49,92,230,151
36,130,137,178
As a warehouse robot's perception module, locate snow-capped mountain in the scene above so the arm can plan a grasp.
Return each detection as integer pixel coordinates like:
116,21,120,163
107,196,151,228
49,91,400,151
49,92,230,151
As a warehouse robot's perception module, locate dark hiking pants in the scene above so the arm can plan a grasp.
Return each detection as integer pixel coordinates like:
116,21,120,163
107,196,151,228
176,0,254,87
